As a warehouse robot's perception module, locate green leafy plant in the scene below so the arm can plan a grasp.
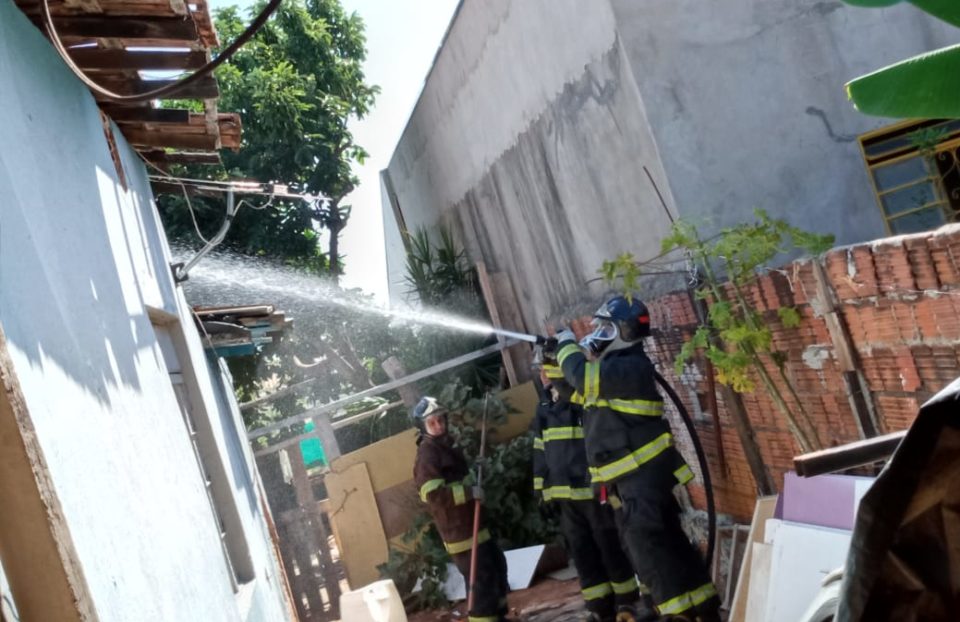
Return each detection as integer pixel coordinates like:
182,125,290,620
602,209,834,453
159,0,379,277
379,384,559,611
401,226,501,395
843,1,960,117
378,513,450,611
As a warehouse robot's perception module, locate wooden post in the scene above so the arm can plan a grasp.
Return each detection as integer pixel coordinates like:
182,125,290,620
689,292,777,496
381,356,422,407
0,326,97,622
811,260,881,438
313,413,341,463
289,449,341,618
475,262,533,386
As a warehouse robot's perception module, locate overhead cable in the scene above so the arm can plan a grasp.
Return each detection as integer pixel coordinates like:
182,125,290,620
41,0,283,103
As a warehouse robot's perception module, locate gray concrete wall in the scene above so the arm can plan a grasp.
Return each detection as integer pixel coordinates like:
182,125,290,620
609,0,958,243
0,5,292,620
383,0,957,326
385,0,681,327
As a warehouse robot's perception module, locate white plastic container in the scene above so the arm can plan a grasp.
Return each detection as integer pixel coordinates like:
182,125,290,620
339,579,407,622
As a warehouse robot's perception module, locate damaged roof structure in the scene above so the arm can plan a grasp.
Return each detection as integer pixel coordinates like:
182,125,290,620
14,0,240,163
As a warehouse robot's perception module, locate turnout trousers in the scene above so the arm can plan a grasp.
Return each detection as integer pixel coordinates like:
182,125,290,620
612,470,720,620
451,539,509,622
558,500,640,619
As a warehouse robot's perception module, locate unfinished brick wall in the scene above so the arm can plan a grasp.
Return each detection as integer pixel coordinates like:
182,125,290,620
568,224,960,522
648,225,960,520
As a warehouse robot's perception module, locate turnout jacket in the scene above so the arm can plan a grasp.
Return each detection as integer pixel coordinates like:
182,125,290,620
557,340,693,487
413,433,487,554
531,371,593,502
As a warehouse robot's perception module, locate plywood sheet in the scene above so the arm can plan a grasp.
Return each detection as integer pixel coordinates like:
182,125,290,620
744,543,771,622
729,495,777,622
763,523,851,622
326,462,389,589
331,429,418,493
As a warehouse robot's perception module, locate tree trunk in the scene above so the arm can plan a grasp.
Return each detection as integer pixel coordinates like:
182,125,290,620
327,198,343,283
689,288,778,495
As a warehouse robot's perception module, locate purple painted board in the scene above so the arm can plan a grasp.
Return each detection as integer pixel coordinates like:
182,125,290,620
782,471,864,530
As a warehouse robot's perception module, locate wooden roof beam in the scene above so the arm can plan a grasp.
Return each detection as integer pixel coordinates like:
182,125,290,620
66,48,207,71
140,150,222,166
39,16,198,40
104,107,190,123
122,129,217,150
92,75,219,100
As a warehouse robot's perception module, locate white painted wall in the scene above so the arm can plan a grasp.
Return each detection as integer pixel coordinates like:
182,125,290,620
0,5,291,620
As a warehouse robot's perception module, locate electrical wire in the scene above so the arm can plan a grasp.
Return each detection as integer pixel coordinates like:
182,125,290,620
139,153,278,247
139,152,212,243
41,0,283,104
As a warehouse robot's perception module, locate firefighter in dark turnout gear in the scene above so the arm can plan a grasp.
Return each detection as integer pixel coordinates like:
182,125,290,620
412,397,509,622
553,296,720,622
532,355,646,622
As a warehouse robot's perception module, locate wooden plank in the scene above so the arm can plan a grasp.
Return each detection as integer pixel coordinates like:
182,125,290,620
729,496,778,622
743,543,772,622
120,128,218,150
490,270,533,384
0,326,97,621
38,16,199,40
188,0,218,48
142,150,221,165
476,261,520,386
16,0,184,17
93,76,219,99
289,449,340,617
106,107,190,123
217,114,241,150
63,0,102,12
68,48,207,70
325,462,389,589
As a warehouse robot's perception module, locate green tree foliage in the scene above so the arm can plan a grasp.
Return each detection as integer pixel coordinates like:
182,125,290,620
843,1,960,118
601,210,834,453
158,0,378,275
399,227,501,394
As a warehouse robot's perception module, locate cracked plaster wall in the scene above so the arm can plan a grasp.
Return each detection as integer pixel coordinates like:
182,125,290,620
384,0,957,326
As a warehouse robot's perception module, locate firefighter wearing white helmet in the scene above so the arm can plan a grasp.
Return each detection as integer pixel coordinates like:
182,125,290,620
411,397,508,622
552,295,720,622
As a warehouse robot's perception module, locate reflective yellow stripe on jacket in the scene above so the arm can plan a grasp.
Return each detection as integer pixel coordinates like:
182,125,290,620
419,478,444,502
543,363,565,379
542,426,584,442
444,528,490,555
542,485,594,502
588,432,674,483
419,478,470,505
557,343,580,366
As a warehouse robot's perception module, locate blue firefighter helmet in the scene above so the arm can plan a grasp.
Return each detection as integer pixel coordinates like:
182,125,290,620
581,295,651,357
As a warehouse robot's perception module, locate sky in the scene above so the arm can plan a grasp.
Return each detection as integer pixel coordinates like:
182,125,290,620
206,0,460,300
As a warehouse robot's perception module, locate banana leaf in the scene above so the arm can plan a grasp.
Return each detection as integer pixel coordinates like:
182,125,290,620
846,43,960,118
843,0,960,28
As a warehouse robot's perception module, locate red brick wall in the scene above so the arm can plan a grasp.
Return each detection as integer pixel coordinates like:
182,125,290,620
566,225,960,522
